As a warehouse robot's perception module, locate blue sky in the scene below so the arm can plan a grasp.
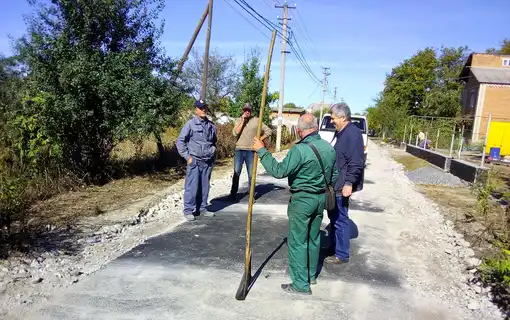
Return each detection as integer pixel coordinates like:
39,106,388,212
1,0,508,114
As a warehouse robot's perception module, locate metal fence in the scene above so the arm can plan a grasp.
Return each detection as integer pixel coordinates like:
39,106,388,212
380,113,510,167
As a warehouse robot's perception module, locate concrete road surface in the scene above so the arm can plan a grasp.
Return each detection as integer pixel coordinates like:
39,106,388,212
19,143,488,320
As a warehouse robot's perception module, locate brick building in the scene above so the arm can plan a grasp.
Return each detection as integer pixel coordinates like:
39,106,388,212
459,53,510,142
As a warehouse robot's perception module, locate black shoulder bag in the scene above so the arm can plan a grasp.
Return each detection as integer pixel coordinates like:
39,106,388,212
307,143,336,210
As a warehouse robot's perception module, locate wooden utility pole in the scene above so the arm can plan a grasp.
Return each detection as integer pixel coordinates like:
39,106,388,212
275,2,295,152
201,0,214,101
176,4,209,74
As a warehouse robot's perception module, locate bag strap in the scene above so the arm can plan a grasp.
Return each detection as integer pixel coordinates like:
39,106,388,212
306,143,330,187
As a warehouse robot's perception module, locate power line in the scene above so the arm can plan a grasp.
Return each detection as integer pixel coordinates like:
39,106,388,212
293,8,322,63
224,0,271,40
229,0,322,85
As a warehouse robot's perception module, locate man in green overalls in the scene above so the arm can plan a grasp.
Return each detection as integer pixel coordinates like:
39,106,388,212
252,113,337,295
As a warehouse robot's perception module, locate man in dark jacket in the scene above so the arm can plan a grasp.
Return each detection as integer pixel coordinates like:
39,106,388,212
324,103,364,264
176,100,217,221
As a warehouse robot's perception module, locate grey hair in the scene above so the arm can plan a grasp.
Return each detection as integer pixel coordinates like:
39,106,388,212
330,102,351,120
297,114,318,130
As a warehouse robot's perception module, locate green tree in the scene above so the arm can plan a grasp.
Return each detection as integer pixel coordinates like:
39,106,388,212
283,102,297,109
486,38,510,54
182,48,239,117
16,0,183,182
368,46,470,139
229,48,277,124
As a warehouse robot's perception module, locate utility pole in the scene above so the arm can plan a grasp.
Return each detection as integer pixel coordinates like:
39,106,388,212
275,1,295,152
176,4,209,75
319,67,330,124
201,0,214,101
333,86,337,103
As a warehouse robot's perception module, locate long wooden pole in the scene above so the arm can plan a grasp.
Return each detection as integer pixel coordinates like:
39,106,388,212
200,0,214,100
176,4,209,74
236,29,277,301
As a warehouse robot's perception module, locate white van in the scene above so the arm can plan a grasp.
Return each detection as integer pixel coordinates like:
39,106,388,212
318,113,368,164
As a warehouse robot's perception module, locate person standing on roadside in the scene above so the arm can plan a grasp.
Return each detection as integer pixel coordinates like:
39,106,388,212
176,100,217,221
324,103,364,264
252,113,337,295
229,103,272,200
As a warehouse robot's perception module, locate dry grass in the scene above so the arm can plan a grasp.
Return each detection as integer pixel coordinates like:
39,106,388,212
388,147,429,172
25,124,237,230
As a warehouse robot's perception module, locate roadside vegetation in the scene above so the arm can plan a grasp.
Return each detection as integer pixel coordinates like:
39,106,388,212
0,0,297,256
367,38,510,312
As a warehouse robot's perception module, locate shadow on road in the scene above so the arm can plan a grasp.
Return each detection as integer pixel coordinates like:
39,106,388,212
350,200,384,213
207,183,286,213
248,237,287,292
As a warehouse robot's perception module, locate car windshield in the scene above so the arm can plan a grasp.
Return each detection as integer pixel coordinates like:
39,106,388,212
320,116,366,133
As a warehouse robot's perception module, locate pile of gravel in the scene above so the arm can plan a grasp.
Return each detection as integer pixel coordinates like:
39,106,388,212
405,166,466,187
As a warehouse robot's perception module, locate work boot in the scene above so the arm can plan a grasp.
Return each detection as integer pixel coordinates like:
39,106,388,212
280,283,312,295
324,256,349,264
184,214,195,221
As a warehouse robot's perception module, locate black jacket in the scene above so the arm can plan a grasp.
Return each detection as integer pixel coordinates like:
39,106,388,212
333,122,365,193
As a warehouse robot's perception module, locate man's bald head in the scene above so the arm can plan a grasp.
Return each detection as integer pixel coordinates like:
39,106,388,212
297,113,318,139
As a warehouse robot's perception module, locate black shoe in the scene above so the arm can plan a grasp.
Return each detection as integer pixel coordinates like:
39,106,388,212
280,283,312,295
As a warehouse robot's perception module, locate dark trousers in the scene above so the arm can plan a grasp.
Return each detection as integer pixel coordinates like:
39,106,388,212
328,195,350,261
183,158,213,215
230,149,255,196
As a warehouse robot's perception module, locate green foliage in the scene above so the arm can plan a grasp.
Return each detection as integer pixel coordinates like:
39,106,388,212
481,246,510,286
486,38,510,55
366,46,470,142
182,48,238,116
15,0,185,182
0,174,29,232
472,167,500,220
229,48,277,124
283,102,297,109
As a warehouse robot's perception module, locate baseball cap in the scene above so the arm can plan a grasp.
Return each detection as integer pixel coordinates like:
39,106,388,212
242,103,252,111
194,100,208,109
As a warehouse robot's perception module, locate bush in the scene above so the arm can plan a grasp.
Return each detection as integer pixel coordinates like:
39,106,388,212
0,174,29,234
481,248,510,286
215,123,236,159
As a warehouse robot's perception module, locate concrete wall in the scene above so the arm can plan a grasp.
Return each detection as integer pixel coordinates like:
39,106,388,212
405,144,451,171
405,144,487,183
449,159,487,183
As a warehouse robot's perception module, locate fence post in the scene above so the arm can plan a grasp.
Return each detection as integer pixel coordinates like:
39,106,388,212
480,112,492,168
408,124,413,145
424,131,428,149
402,124,407,146
449,122,456,157
458,124,465,159
415,135,419,146
435,128,440,150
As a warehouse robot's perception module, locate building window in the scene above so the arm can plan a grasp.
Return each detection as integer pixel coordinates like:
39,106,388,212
468,89,476,109
503,58,510,66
